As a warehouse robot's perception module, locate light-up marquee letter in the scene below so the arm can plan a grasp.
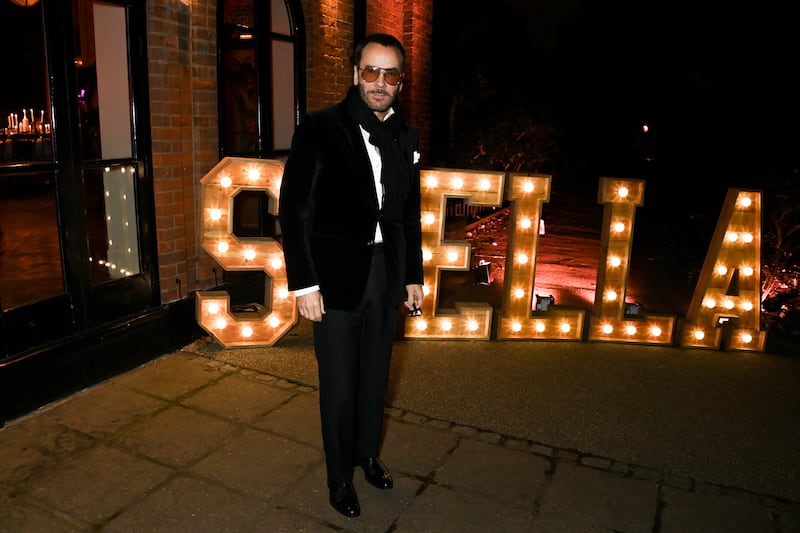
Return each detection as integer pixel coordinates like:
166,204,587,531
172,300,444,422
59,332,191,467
196,157,297,347
680,189,765,351
588,178,676,345
497,174,585,340
404,169,504,339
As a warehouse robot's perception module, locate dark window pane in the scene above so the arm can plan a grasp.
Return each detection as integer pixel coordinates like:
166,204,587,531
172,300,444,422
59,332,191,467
0,171,65,310
1,1,53,164
83,164,141,286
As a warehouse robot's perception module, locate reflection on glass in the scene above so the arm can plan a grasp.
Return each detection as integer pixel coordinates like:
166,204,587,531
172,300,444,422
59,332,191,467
0,1,53,164
74,0,134,160
0,172,65,311
84,165,141,285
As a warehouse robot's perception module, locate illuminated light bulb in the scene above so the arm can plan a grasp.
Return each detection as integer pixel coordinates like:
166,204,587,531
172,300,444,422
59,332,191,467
716,265,728,275
108,239,114,246
208,303,220,314
120,167,126,174
422,212,435,225
742,233,754,243
517,253,529,264
214,318,227,329
218,241,229,253
513,288,525,298
605,290,617,301
105,190,110,197
422,249,433,261
535,322,546,333
104,166,111,172
618,186,629,198
422,285,430,296
129,166,136,174
268,316,281,328
441,320,453,331
244,249,257,261
742,266,754,276
723,300,735,310
703,298,716,309
271,257,283,269
626,325,637,335
613,222,625,233
277,288,289,299
560,323,571,333
739,196,752,208
511,321,522,332
452,177,464,189
425,176,439,188
741,301,754,312
242,326,253,338
650,326,662,337
210,208,223,221
694,330,705,340
602,324,613,334
467,320,479,331
415,319,428,331
523,181,535,193
726,232,739,242
107,215,112,221
248,168,260,181
609,256,622,267
220,175,232,188
478,179,491,190
520,218,532,229
447,250,459,262
741,333,753,344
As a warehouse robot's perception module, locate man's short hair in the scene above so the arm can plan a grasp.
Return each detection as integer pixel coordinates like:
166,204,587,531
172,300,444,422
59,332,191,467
351,33,406,70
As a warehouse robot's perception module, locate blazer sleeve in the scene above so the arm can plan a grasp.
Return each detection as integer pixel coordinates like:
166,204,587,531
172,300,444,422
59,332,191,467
403,131,424,286
279,114,320,291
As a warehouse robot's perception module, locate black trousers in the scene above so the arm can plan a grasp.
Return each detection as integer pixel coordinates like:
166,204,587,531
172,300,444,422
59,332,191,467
312,244,397,483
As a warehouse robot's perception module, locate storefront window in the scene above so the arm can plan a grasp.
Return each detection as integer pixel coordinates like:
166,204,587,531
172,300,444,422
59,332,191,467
219,0,298,156
74,0,134,160
0,1,63,312
83,164,141,285
1,1,52,164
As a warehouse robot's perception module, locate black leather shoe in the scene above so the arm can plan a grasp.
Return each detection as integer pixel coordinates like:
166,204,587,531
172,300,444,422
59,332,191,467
328,481,360,517
359,457,393,489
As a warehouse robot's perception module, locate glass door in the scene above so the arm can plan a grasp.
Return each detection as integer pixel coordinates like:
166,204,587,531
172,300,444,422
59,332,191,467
0,0,157,360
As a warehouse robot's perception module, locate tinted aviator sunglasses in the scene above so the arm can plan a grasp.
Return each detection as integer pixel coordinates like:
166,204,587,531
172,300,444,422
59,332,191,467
359,66,403,86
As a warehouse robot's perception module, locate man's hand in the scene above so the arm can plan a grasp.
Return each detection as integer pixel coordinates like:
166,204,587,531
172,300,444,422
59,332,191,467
297,291,325,322
404,284,423,312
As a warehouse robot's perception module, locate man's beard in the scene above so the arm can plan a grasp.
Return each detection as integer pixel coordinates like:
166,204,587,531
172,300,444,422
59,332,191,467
359,84,396,114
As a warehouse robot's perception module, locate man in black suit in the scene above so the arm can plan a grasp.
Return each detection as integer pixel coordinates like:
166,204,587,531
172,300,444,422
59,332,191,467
279,33,424,518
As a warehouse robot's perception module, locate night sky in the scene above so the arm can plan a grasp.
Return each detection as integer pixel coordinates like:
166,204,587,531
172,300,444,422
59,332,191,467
431,1,799,197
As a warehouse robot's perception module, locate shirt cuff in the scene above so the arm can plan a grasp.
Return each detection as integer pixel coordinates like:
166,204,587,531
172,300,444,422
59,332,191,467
294,285,320,297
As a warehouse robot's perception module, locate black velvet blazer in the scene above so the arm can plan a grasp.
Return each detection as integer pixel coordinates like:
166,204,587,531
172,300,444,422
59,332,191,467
278,100,424,310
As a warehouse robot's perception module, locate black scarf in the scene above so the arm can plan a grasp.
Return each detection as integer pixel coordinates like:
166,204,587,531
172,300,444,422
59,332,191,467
345,86,409,216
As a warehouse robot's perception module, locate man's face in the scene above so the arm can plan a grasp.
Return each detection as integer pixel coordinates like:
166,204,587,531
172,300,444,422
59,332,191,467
353,43,403,119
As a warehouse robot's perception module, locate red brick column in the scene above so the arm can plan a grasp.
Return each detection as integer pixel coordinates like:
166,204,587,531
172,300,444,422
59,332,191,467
147,0,219,303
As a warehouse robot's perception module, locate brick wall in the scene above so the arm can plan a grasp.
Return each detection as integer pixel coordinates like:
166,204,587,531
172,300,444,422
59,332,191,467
147,0,218,303
147,0,432,304
300,0,356,111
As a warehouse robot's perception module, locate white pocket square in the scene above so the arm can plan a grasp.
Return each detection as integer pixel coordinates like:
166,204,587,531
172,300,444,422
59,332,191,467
413,151,421,164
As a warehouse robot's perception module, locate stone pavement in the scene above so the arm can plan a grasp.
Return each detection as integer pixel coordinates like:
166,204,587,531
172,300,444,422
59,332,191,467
1,320,799,532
